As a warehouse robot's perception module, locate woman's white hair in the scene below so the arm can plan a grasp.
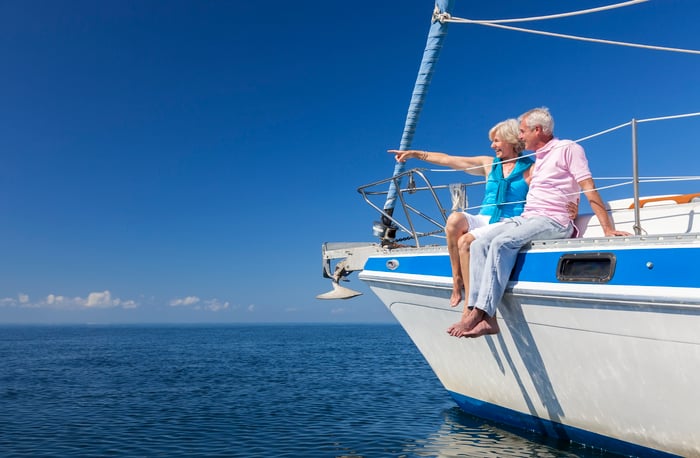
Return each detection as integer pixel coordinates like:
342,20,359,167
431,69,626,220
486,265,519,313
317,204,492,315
489,118,525,155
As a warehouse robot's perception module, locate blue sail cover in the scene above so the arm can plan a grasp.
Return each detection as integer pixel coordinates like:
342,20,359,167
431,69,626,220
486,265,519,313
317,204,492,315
382,0,454,219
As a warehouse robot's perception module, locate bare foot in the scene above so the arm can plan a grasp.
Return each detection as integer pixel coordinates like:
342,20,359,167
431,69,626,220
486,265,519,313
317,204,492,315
449,288,463,307
446,308,484,336
462,314,500,338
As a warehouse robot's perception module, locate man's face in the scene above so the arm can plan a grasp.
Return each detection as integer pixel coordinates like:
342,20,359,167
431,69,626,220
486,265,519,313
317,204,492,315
519,117,538,150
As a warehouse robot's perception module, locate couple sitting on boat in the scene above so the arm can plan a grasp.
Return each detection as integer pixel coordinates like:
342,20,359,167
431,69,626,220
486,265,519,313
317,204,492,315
391,107,630,338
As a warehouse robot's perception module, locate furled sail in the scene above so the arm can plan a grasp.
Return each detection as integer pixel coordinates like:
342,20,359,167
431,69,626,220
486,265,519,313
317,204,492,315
378,0,454,244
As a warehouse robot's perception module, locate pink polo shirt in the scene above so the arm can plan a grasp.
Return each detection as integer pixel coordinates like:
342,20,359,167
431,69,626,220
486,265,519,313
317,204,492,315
522,138,592,227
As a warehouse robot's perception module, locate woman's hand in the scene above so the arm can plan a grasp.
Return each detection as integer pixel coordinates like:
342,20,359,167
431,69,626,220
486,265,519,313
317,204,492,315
388,149,425,163
567,200,579,220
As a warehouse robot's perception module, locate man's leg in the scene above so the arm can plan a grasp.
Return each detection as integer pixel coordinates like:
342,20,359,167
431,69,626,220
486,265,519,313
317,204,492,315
465,217,573,337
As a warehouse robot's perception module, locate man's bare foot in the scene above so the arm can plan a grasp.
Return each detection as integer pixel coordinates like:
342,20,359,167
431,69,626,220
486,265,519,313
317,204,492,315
449,288,463,307
446,308,484,336
462,314,500,338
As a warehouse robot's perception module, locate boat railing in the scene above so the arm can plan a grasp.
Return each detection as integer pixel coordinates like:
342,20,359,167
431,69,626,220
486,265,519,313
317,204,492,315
358,167,486,247
575,111,700,235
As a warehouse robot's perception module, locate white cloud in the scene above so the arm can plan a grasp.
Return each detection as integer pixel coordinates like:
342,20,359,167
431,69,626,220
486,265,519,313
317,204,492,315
84,290,116,308
0,297,17,307
247,304,255,312
46,294,65,305
170,296,230,312
1,291,236,314
0,291,138,310
121,300,138,309
203,299,230,312
169,296,200,307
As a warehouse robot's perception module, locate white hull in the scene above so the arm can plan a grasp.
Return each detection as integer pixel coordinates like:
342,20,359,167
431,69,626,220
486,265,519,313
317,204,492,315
359,235,700,457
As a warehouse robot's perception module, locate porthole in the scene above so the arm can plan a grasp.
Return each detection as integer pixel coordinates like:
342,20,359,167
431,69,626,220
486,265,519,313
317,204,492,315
556,253,616,283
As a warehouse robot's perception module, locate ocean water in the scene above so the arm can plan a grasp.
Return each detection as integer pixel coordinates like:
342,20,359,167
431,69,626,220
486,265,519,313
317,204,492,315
0,324,617,457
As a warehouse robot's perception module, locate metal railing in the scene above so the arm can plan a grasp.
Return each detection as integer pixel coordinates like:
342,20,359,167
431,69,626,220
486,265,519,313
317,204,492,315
358,167,485,247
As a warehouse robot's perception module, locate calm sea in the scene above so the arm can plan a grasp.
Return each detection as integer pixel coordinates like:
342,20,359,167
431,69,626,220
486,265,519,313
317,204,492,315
0,324,617,457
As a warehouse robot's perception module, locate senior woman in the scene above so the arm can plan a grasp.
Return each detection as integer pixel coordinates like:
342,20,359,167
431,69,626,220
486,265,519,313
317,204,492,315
389,118,533,312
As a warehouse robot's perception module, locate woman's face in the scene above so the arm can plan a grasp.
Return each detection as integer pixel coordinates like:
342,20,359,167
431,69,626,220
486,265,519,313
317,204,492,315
491,135,516,159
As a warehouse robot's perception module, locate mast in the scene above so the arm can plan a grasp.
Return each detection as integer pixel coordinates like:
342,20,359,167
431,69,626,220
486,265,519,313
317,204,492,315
377,0,454,245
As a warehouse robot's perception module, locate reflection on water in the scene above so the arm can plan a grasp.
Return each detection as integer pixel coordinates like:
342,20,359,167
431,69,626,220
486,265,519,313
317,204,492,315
410,407,614,457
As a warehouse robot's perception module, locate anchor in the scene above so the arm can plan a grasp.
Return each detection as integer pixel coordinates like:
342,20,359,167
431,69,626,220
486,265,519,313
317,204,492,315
316,242,384,300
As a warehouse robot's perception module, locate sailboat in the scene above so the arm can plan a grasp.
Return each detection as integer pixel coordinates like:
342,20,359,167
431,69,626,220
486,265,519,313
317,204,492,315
319,1,700,457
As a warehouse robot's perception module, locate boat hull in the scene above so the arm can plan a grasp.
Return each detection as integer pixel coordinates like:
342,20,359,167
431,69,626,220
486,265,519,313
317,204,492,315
359,237,700,457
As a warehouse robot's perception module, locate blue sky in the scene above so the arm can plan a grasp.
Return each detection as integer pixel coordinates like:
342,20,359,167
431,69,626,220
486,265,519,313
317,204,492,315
1,0,699,324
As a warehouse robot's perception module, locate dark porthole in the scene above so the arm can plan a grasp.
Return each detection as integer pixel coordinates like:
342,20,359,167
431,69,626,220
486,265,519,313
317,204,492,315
556,253,616,283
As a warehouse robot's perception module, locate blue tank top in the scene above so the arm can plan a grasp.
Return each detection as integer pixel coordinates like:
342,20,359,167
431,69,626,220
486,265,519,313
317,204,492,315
479,156,533,223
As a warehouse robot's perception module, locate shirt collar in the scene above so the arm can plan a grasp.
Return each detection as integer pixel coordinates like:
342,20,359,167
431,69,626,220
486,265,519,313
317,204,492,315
535,137,559,158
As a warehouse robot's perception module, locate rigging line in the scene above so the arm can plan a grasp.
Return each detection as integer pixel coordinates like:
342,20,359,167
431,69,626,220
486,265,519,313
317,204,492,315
639,177,700,184
570,177,700,191
449,20,700,55
577,112,700,142
576,121,632,143
585,181,634,192
595,176,700,180
638,111,700,123
446,0,648,24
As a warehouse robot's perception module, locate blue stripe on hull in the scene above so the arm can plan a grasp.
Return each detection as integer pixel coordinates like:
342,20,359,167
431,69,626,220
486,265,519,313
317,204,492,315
512,247,700,287
363,246,700,288
364,254,451,276
448,390,681,458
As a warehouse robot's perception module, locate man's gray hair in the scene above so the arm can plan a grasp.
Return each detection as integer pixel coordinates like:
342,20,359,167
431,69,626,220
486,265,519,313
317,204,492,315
519,107,554,136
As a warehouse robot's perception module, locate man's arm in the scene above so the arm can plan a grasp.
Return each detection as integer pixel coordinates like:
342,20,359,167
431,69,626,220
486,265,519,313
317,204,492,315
579,178,631,236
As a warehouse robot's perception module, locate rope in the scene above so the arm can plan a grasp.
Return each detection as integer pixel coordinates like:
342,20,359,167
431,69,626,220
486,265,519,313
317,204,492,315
448,20,700,55
441,1,700,55
596,176,700,181
638,112,700,123
451,0,649,24
575,112,700,141
575,122,631,143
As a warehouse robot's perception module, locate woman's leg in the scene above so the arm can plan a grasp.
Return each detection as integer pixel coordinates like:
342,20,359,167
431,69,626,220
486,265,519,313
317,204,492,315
457,231,475,309
445,212,470,306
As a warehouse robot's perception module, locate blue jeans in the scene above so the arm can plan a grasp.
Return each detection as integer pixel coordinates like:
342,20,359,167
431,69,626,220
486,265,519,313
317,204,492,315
468,216,574,316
